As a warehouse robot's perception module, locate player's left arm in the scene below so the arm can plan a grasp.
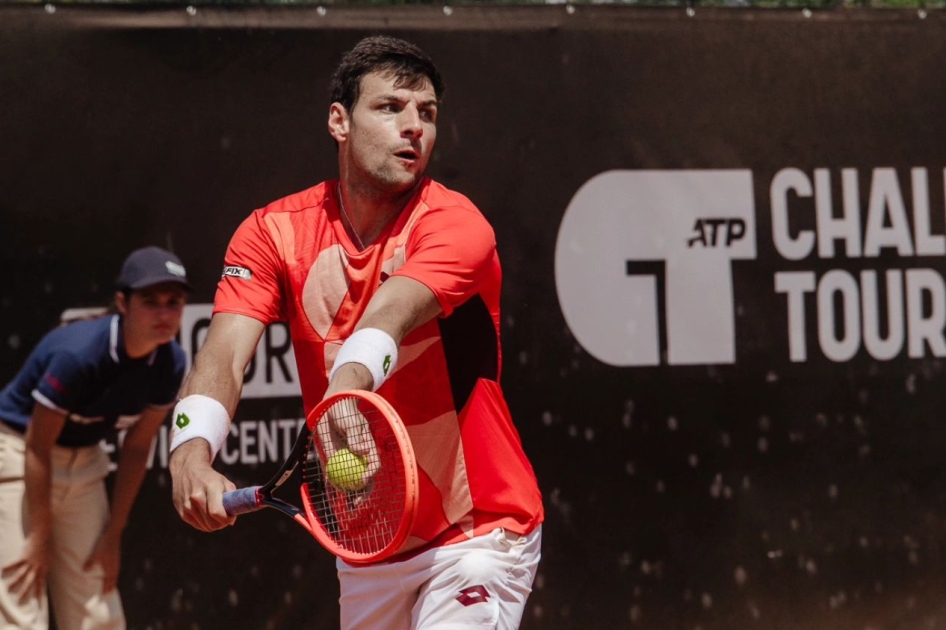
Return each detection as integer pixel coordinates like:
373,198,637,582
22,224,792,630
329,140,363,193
327,276,441,394
329,206,496,394
84,406,167,591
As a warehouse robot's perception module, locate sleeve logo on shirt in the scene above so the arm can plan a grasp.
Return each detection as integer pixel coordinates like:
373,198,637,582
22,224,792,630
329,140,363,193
175,412,191,429
43,373,66,394
222,266,253,281
382,355,392,376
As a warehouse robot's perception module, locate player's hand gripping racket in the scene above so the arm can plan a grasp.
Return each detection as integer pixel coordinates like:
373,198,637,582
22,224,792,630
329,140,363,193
221,390,418,564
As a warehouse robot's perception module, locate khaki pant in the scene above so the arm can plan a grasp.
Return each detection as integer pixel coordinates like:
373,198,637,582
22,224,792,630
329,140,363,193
0,423,125,630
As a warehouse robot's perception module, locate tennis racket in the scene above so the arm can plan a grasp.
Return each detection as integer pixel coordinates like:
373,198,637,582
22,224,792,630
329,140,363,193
222,390,418,564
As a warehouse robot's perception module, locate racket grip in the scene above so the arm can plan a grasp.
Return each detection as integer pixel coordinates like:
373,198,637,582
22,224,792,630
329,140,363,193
222,487,264,515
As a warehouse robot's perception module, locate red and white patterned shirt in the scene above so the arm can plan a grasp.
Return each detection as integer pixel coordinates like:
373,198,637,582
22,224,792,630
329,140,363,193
215,178,543,557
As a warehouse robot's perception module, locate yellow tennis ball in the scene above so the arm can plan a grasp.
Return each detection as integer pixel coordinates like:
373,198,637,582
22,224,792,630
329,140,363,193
326,448,368,492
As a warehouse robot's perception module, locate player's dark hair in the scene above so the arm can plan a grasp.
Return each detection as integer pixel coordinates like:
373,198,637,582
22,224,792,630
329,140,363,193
330,36,444,112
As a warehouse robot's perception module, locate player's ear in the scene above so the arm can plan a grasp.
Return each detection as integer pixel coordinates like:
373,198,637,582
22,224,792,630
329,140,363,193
114,291,128,316
328,103,350,143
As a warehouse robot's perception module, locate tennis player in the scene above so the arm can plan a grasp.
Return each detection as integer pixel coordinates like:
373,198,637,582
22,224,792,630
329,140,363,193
169,36,544,629
0,247,189,630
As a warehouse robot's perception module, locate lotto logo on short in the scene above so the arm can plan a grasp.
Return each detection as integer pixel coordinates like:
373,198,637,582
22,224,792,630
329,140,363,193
555,170,756,366
456,585,490,607
555,168,946,366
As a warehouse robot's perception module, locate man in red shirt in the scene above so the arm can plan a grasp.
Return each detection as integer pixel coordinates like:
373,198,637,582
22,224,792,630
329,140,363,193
168,36,543,629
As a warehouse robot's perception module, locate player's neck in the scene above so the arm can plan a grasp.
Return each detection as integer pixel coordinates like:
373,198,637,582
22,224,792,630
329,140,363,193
337,180,420,249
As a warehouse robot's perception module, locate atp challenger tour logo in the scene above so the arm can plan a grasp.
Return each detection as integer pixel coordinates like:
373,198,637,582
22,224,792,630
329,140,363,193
556,170,756,366
555,168,946,366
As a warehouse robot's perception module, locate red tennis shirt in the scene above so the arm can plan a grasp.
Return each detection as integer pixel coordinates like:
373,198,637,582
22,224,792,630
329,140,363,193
214,178,544,556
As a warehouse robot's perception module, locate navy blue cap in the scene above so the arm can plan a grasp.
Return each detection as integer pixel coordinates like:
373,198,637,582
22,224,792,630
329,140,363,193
116,247,191,291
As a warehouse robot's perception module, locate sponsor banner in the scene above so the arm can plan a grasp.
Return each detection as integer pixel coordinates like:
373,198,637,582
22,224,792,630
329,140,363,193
102,417,306,471
557,167,946,367
179,304,300,398
58,304,301,399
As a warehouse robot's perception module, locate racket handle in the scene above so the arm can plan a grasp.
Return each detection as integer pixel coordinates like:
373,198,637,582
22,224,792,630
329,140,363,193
222,487,264,516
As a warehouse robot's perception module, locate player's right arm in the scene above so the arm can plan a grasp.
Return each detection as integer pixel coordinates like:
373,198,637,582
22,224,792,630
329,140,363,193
169,312,264,532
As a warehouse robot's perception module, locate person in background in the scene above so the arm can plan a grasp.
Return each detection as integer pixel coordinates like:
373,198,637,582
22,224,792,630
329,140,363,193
168,35,544,630
0,246,189,630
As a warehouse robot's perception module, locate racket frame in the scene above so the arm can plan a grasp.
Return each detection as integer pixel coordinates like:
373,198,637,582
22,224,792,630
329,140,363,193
222,389,418,562
302,390,418,564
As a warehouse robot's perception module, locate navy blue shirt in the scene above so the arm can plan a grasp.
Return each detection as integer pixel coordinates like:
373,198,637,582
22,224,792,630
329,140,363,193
0,315,185,447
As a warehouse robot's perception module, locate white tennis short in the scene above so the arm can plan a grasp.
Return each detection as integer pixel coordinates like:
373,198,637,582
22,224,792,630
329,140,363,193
337,525,542,630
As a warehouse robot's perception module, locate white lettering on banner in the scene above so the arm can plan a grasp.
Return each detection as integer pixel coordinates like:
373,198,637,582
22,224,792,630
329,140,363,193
775,269,946,363
102,418,306,471
555,170,757,366
59,304,301,398
771,167,816,260
556,167,946,366
770,167,946,260
179,304,300,398
218,418,305,465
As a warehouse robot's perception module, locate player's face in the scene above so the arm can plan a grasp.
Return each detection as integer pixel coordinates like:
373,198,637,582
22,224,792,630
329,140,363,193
337,71,438,196
119,283,187,349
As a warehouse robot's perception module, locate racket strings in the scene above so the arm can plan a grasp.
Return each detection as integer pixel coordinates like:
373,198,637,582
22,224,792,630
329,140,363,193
302,396,408,557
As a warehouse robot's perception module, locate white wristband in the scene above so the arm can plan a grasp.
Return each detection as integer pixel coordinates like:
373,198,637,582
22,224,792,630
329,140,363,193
169,394,231,461
329,328,399,391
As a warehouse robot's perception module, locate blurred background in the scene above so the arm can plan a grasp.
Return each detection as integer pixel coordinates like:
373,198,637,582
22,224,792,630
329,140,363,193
2,1,946,628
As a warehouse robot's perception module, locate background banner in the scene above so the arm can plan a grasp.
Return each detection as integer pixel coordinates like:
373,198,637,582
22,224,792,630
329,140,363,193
3,5,946,628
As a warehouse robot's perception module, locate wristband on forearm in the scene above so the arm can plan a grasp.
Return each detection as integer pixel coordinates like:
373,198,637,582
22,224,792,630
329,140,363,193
169,394,231,461
329,328,399,391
